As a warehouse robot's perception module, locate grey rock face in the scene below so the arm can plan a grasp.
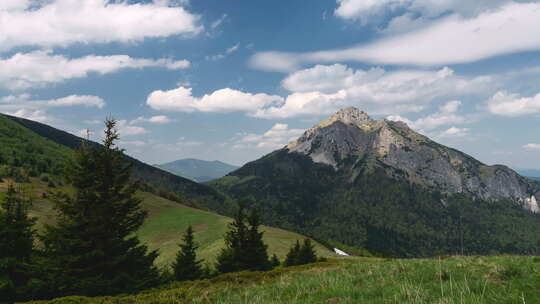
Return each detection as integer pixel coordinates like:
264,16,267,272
287,107,540,210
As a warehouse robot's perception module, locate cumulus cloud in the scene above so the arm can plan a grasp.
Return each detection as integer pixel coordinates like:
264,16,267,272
437,127,470,138
235,123,305,150
0,50,190,90
255,64,491,119
0,0,202,52
387,100,466,132
252,2,540,69
146,87,284,114
116,120,147,136
485,91,540,117
523,143,540,150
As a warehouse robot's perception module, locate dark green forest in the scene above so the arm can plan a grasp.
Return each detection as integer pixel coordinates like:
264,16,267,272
210,149,540,258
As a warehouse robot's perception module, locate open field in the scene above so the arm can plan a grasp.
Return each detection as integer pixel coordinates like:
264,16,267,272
23,255,540,304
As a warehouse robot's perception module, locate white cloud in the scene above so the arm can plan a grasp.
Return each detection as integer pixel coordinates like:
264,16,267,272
227,44,240,54
116,120,147,136
48,95,105,108
146,87,284,114
0,94,106,110
3,109,50,123
524,143,540,150
255,64,491,119
252,2,540,69
334,0,514,23
387,100,466,132
0,0,30,12
235,123,305,149
206,43,241,61
0,0,202,52
486,91,540,117
438,127,470,138
0,50,190,90
211,14,227,29
132,115,172,124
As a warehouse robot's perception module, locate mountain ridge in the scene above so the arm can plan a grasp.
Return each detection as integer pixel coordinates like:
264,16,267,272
286,107,539,212
155,158,238,182
210,107,540,257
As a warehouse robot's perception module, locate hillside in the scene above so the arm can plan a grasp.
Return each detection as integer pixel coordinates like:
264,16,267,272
1,114,225,206
24,255,540,304
156,158,239,182
209,107,540,257
0,178,335,268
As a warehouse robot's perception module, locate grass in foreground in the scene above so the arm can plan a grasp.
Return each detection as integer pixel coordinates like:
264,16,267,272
23,255,540,304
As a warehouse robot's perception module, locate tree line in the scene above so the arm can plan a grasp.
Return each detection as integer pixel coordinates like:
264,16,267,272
0,119,321,303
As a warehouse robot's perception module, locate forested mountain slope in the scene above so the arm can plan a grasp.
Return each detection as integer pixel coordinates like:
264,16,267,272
209,108,540,257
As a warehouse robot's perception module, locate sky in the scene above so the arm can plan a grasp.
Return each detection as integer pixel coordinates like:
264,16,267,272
1,0,540,169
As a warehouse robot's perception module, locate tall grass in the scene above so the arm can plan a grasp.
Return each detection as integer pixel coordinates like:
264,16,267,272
24,256,540,304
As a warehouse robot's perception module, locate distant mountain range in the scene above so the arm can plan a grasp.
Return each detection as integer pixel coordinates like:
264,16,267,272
155,159,238,182
516,169,540,181
209,107,540,257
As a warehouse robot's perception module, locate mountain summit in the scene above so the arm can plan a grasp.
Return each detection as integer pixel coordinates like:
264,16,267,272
288,107,539,211
210,107,540,257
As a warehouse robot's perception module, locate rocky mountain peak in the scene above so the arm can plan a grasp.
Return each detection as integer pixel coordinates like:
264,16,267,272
285,107,540,207
331,107,374,126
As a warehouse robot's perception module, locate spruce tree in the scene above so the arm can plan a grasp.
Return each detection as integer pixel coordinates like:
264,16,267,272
216,203,271,273
41,119,160,297
270,254,280,268
0,184,36,302
298,239,318,265
284,240,301,267
245,209,271,271
216,203,248,273
172,225,203,281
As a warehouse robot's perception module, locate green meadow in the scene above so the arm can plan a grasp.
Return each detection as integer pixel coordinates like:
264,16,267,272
24,255,540,304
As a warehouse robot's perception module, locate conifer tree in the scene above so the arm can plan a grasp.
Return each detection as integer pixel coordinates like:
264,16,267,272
284,239,318,267
245,209,271,271
298,239,318,265
172,225,203,281
270,254,280,268
216,203,271,273
0,184,36,302
284,240,301,267
216,203,247,273
41,119,160,297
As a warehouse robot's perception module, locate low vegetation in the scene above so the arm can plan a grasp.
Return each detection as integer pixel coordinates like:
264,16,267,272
23,255,540,304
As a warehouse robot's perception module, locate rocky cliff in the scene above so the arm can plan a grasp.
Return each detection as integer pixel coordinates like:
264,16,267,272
287,107,540,212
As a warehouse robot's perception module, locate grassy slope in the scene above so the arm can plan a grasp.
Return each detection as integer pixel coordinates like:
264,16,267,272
24,255,540,304
0,179,335,268
1,113,225,204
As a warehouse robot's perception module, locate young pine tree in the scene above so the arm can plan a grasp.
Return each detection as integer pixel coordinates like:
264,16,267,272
244,209,271,271
0,184,36,302
216,203,271,273
41,119,160,297
172,225,203,281
284,240,301,267
298,239,318,265
270,254,280,268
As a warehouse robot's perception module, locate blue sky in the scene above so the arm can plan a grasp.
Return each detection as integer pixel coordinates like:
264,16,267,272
1,0,540,169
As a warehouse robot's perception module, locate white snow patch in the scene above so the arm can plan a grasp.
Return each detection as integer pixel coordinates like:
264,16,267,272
524,195,539,213
334,248,349,256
